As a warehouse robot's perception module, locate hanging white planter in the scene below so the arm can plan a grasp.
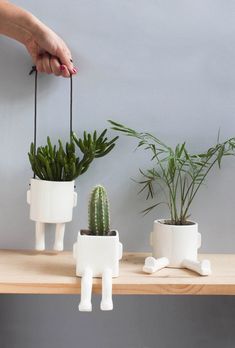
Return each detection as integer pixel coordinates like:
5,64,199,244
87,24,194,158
143,219,211,276
27,178,77,251
73,230,123,312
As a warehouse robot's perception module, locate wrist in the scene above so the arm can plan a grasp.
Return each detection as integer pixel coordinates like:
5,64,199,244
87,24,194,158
18,11,44,44
24,13,45,39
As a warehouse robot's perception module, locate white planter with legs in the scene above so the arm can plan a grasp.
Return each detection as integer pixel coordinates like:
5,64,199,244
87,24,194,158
151,219,200,268
143,219,211,276
27,178,77,251
73,230,123,311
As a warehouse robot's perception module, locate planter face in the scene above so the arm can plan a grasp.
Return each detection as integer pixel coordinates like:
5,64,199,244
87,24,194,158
73,230,122,277
151,219,201,268
28,178,77,223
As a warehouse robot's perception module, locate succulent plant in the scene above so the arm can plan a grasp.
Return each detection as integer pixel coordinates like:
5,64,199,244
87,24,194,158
28,130,118,181
88,185,110,235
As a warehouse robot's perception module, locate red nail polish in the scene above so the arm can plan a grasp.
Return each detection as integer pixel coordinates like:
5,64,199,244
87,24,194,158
60,65,65,71
72,67,78,74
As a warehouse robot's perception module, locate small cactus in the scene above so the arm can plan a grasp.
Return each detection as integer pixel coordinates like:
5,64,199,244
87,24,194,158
88,185,110,235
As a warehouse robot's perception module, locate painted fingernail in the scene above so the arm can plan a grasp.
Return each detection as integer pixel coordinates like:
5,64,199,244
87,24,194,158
72,67,78,74
60,65,65,71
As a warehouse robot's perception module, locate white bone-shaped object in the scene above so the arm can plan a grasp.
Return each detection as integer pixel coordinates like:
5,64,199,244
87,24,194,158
143,256,211,276
143,256,169,273
73,230,123,312
27,178,77,251
182,259,211,276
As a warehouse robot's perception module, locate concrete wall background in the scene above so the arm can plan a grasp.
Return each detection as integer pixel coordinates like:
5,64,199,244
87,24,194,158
0,1,235,347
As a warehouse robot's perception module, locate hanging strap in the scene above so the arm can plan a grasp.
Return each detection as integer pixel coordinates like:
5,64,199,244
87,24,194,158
29,66,73,178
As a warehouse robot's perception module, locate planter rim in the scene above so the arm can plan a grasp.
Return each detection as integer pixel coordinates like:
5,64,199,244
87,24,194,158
30,178,75,184
78,230,118,239
154,219,198,227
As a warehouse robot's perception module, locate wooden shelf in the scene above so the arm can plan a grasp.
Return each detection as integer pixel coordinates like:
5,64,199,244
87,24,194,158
0,250,235,295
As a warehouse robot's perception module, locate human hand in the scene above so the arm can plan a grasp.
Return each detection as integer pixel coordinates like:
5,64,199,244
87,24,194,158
25,25,78,78
0,1,78,77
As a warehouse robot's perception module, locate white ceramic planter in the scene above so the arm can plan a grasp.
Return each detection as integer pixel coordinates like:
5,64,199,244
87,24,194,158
150,219,201,268
27,178,77,223
73,230,123,311
27,178,77,251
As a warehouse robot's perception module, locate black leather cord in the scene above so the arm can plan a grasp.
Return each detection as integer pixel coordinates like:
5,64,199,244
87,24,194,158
29,66,73,178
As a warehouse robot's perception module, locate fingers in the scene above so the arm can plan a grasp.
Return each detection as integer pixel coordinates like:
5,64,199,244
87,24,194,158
36,54,52,74
42,53,52,74
50,56,62,76
59,64,71,78
36,56,43,73
56,45,78,75
35,54,76,77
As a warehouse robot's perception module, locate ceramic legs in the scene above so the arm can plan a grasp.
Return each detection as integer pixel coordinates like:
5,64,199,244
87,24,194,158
35,222,45,251
54,223,65,251
143,256,169,273
79,268,113,312
101,268,113,311
143,256,211,276
79,267,93,312
181,258,211,276
35,222,66,251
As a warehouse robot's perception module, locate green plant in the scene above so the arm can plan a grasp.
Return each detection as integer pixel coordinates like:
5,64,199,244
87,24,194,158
109,120,235,225
88,185,110,235
28,130,118,181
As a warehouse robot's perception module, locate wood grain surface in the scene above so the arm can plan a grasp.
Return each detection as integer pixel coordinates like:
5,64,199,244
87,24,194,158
0,250,234,295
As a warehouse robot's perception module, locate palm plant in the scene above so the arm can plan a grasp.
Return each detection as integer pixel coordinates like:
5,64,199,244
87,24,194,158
28,129,118,181
109,120,235,225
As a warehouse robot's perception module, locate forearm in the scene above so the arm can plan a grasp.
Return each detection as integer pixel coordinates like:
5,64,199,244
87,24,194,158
0,0,45,45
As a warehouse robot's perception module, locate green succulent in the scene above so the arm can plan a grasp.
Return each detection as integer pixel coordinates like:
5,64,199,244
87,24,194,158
28,129,118,181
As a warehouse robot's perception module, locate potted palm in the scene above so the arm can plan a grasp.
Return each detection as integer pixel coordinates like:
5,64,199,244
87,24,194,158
110,120,235,274
27,131,118,251
73,185,123,312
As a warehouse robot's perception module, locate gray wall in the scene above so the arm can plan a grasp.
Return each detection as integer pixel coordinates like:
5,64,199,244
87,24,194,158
0,0,235,347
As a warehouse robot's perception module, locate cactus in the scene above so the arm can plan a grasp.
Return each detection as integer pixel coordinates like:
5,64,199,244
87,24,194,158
88,185,110,235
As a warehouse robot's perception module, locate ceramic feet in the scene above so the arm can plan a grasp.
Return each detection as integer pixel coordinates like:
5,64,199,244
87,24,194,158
143,256,211,276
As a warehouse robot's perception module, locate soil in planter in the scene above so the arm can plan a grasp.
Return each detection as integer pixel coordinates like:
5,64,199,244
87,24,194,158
80,229,116,236
160,220,195,226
